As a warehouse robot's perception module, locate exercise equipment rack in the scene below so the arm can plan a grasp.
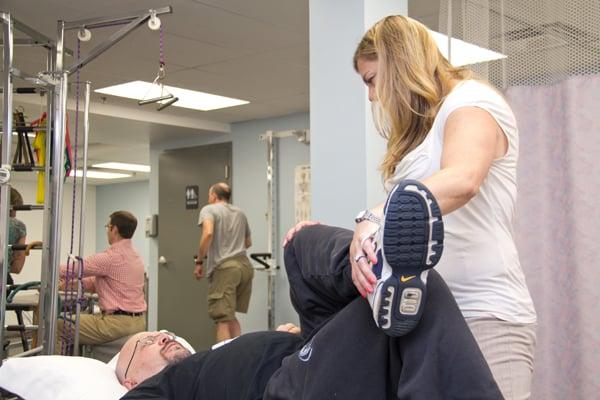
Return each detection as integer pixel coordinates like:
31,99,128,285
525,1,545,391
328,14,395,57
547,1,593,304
0,6,172,363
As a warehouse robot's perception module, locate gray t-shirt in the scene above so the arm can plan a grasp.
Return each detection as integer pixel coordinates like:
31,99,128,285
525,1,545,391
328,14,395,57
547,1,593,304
198,203,251,276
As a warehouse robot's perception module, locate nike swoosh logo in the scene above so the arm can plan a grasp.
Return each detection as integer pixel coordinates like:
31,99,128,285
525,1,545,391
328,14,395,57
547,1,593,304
400,275,416,283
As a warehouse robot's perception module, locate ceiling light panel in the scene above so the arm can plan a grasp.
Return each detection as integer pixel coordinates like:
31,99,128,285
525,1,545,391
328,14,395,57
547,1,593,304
95,81,249,111
69,170,131,179
93,162,151,173
430,30,507,66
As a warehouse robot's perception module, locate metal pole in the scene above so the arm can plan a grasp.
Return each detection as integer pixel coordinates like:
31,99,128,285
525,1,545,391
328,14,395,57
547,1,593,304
8,68,53,87
55,20,65,72
270,139,279,332
266,132,274,262
42,20,67,354
447,0,452,64
265,132,277,331
0,13,14,364
43,71,68,355
65,14,145,75
79,82,90,260
259,129,308,330
12,18,70,55
72,81,90,355
0,15,73,57
7,345,44,359
37,46,55,349
267,271,275,331
63,6,172,30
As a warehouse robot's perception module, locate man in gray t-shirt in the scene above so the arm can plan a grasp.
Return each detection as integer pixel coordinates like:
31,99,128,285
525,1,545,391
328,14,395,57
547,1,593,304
196,182,253,342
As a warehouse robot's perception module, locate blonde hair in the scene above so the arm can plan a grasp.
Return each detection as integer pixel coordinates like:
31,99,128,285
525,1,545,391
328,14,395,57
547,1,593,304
354,15,473,181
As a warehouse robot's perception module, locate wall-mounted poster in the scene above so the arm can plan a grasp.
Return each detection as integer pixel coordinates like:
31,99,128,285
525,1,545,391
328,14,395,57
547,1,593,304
295,165,311,223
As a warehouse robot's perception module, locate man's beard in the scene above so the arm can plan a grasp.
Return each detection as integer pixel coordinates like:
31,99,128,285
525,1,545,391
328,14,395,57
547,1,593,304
160,340,192,365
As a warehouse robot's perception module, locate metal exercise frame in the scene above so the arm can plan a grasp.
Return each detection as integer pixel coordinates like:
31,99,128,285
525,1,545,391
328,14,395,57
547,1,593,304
0,6,172,363
258,129,309,330
0,11,57,362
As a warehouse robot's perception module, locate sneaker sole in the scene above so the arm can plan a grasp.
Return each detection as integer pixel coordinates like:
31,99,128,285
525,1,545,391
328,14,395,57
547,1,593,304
377,180,444,336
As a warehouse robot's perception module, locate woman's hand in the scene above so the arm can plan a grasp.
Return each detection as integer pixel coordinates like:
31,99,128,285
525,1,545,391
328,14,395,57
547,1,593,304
350,221,379,297
282,220,322,247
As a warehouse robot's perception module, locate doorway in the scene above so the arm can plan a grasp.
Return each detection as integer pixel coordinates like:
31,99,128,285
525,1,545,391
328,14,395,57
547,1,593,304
157,142,231,350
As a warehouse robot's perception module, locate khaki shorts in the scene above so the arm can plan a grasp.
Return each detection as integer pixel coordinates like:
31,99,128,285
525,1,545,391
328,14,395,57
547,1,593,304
207,255,254,323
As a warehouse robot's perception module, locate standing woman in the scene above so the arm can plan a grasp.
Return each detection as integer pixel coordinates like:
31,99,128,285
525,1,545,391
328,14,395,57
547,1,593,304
351,15,536,399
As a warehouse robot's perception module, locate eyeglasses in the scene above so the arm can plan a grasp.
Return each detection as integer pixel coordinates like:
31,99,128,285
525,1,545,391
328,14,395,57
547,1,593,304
124,331,176,379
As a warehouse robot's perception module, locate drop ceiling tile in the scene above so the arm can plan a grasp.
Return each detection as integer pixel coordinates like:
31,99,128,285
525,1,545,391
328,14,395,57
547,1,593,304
192,0,308,35
163,1,306,51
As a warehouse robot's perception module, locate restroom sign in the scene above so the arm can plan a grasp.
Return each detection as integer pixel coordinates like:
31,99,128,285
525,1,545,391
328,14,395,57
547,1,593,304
185,185,199,209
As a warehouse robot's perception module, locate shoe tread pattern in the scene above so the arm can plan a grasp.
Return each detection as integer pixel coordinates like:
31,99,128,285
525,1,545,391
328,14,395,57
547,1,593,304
383,184,443,271
377,180,444,336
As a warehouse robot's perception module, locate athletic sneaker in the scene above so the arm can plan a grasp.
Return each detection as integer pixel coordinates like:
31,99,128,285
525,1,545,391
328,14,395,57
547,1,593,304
367,180,444,336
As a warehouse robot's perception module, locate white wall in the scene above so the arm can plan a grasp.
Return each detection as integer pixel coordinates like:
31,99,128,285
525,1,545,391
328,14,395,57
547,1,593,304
95,181,150,267
147,112,310,332
310,0,406,227
231,113,310,329
310,0,367,228
9,178,97,285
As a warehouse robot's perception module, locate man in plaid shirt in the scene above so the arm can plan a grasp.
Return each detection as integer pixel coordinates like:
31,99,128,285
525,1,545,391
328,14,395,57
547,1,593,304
57,210,147,351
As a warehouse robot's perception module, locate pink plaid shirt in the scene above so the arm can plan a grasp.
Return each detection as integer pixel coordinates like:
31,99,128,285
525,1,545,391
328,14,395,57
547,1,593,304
60,239,147,313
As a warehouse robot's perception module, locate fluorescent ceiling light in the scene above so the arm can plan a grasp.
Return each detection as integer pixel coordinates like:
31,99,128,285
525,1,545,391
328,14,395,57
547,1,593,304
430,30,507,66
93,162,151,173
69,169,131,179
95,81,249,111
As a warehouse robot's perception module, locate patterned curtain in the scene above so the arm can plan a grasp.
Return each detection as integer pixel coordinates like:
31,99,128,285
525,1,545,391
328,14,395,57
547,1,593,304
506,74,600,399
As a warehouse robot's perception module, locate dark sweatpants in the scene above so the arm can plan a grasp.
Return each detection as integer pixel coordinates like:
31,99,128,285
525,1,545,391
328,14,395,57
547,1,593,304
264,225,503,400
123,225,502,400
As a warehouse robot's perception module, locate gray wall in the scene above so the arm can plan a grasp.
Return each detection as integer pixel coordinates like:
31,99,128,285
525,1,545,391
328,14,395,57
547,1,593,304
147,112,309,331
95,181,150,267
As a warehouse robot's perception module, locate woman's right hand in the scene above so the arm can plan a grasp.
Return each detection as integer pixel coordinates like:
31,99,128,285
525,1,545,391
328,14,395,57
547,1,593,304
282,220,322,247
350,221,379,297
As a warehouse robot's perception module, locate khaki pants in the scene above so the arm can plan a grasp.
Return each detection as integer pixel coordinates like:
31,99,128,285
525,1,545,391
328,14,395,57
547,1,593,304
56,313,146,353
467,317,537,400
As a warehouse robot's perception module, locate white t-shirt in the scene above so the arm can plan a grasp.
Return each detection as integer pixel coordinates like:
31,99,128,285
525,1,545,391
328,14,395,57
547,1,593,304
385,80,536,324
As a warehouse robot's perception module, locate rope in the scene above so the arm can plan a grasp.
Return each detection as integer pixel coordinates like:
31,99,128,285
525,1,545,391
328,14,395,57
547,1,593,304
71,32,81,256
157,25,166,99
159,25,165,68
